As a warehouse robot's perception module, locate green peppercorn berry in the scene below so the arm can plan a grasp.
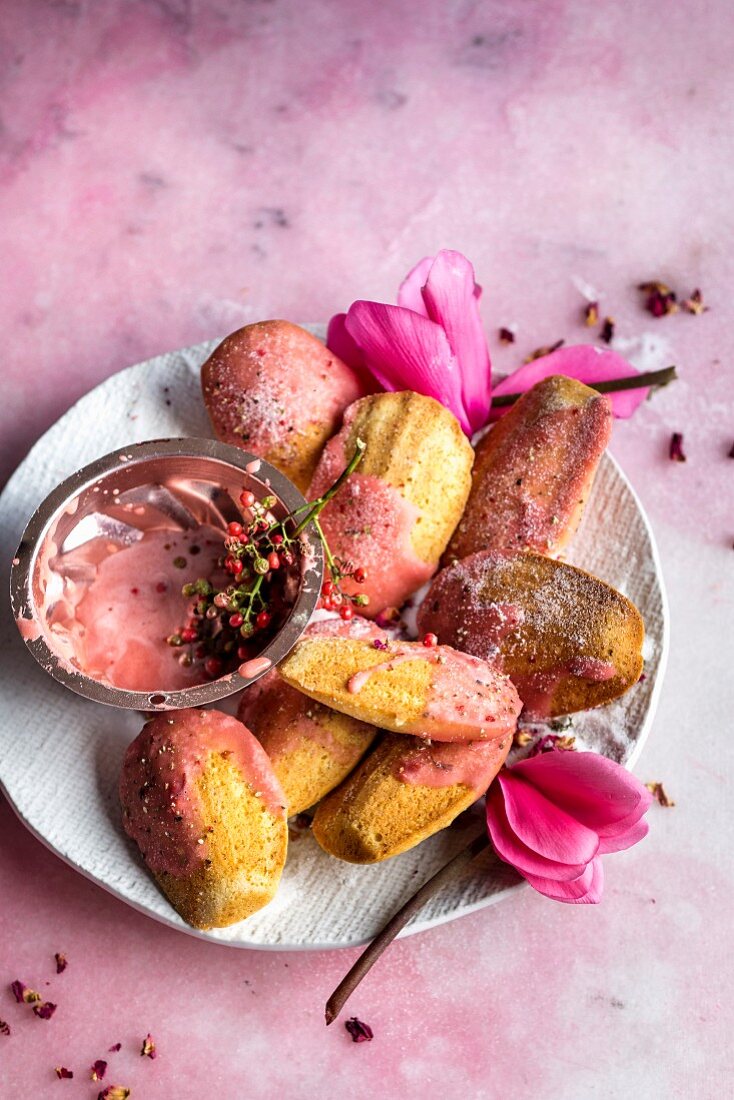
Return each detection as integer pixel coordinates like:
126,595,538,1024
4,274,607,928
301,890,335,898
254,557,269,575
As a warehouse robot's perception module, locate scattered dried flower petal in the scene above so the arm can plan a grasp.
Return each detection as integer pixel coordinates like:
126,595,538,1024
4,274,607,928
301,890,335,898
345,1016,374,1042
638,281,678,317
645,782,675,807
55,1067,73,1079
54,953,67,974
0,1019,10,1037
91,1060,108,1081
33,1001,57,1020
669,432,686,462
529,733,577,756
140,1033,156,1059
10,981,41,1004
499,326,516,344
97,1088,131,1100
681,288,708,315
513,730,533,747
600,317,615,344
523,338,564,364
584,301,599,326
372,637,389,651
108,1043,122,1053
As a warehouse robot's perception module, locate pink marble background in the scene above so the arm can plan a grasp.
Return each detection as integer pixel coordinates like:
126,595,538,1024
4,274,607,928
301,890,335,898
1,1,732,1096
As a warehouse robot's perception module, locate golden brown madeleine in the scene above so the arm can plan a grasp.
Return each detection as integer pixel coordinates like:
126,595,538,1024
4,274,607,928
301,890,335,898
237,614,385,814
279,635,522,742
418,550,644,719
119,709,287,930
445,375,612,563
312,732,510,863
201,320,367,491
307,391,474,616
238,675,378,817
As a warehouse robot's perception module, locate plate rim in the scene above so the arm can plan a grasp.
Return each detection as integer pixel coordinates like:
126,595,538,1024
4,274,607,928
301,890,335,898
0,339,669,951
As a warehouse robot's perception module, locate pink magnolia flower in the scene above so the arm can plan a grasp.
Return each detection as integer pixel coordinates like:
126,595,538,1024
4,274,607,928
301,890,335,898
490,344,648,421
327,250,491,434
486,750,652,904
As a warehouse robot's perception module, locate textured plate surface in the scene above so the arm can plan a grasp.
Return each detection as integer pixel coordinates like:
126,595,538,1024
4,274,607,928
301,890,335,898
0,336,668,950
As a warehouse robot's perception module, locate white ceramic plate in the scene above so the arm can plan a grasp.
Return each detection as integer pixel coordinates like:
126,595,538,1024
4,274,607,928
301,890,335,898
0,335,669,950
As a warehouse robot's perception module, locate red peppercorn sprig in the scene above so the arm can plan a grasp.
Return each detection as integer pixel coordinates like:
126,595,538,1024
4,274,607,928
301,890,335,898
167,440,367,676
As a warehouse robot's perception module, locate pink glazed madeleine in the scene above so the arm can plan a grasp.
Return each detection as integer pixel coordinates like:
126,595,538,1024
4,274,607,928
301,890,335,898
308,391,474,617
278,635,522,742
238,615,384,815
445,375,612,563
119,709,288,929
201,320,367,492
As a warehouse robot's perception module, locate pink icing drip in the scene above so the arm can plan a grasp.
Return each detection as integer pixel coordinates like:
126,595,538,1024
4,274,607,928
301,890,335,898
15,616,41,642
238,656,272,679
245,459,262,474
119,709,285,879
347,651,427,694
516,658,618,719
395,736,509,791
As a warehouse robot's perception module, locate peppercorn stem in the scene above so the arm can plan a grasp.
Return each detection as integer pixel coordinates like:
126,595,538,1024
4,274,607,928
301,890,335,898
292,439,366,537
314,517,337,576
324,830,490,1025
490,365,678,408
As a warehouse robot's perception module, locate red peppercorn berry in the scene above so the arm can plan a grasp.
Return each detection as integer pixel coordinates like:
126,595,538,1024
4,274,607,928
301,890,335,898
353,567,367,584
422,633,438,648
272,534,284,545
231,558,244,575
322,580,335,596
229,613,244,629
228,522,243,537
340,605,354,621
256,610,272,630
267,552,280,570
204,657,223,679
237,645,248,660
181,628,198,643
240,490,255,508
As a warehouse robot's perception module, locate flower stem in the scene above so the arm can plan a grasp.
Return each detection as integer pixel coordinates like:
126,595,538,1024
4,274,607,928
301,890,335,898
324,830,490,1026
292,439,366,538
490,365,678,409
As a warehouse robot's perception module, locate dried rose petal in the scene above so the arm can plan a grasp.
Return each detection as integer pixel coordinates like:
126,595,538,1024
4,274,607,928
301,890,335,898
97,1088,131,1100
638,281,678,317
0,1019,10,1037
600,317,615,344
55,1067,74,1079
669,432,686,462
345,1016,374,1042
33,1001,57,1020
523,338,564,364
645,781,675,807
54,953,68,974
529,734,577,756
10,981,41,1004
584,301,599,327
108,1043,122,1052
681,288,708,315
91,1060,108,1081
372,638,389,651
499,326,516,344
141,1033,157,1058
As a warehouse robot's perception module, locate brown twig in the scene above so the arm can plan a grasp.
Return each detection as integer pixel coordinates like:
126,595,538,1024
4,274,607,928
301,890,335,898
325,831,490,1025
490,365,678,408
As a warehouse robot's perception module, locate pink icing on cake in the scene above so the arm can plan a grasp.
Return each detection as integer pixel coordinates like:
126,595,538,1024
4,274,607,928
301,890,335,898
395,735,510,791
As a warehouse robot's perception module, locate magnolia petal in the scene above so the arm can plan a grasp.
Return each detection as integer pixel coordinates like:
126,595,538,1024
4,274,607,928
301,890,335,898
498,771,600,867
397,256,434,317
344,301,470,433
421,250,492,432
326,313,366,372
486,783,590,881
490,345,648,420
523,856,604,904
512,751,652,835
597,816,649,854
